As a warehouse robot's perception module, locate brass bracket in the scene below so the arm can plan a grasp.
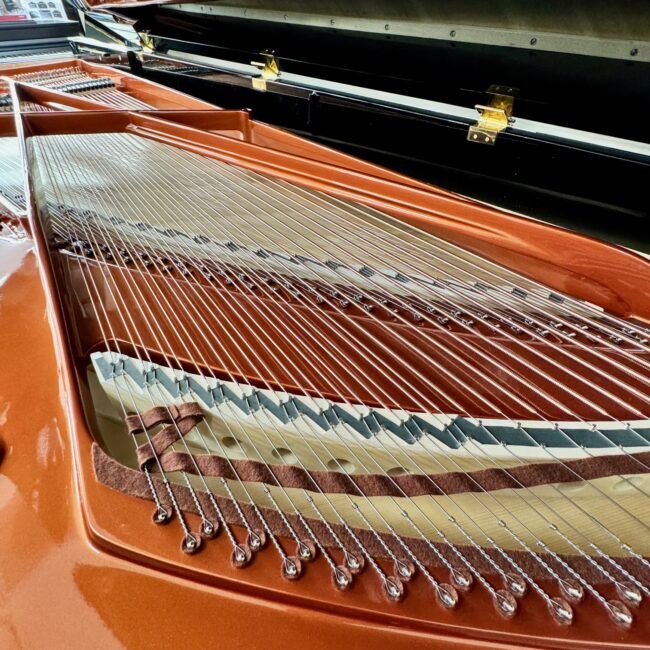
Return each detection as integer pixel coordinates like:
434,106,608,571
468,85,517,145
251,51,281,91
138,31,155,53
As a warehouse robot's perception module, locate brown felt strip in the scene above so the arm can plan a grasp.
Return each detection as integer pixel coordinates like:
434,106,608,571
135,412,204,469
150,447,650,498
122,405,650,497
92,443,650,584
126,402,203,435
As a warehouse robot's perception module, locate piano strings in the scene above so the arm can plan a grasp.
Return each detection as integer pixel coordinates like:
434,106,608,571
16,129,650,627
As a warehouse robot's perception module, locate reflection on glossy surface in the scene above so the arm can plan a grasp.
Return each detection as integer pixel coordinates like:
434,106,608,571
0,236,473,649
1,223,647,647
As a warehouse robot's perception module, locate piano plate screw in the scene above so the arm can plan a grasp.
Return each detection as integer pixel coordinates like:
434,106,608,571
436,583,459,609
450,567,473,591
384,576,405,602
200,520,218,539
606,600,633,628
558,578,584,603
181,533,201,554
344,551,365,575
615,581,642,607
333,566,352,591
281,556,303,580
548,597,573,625
152,506,172,525
394,559,416,582
494,589,517,618
247,529,267,552
297,539,317,562
231,543,252,568
504,572,527,598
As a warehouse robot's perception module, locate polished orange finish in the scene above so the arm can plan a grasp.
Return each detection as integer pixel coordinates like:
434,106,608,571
2,231,648,650
1,236,495,650
0,58,216,110
0,59,447,192
2,96,650,647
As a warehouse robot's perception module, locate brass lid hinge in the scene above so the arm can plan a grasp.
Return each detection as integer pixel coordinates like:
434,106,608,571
468,85,517,145
251,51,281,91
138,30,155,53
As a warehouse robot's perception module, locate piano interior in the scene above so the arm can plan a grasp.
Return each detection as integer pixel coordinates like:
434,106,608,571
1,4,649,648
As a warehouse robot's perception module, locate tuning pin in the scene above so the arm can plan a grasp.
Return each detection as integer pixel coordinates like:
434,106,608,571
152,506,172,525
615,581,642,607
343,550,365,575
200,519,219,539
281,556,303,581
558,578,584,603
606,600,633,628
435,583,459,609
450,567,473,591
493,589,517,618
296,539,317,562
394,559,416,582
332,566,353,591
548,597,573,625
247,529,267,553
181,532,202,555
383,576,405,602
231,543,252,568
504,572,527,598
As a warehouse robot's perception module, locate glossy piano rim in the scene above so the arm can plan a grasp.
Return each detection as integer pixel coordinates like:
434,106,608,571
0,104,647,647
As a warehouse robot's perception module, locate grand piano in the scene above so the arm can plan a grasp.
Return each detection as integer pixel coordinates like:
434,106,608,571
1,2,649,648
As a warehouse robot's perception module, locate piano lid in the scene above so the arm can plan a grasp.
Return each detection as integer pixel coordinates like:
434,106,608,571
83,1,649,138
81,0,650,61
